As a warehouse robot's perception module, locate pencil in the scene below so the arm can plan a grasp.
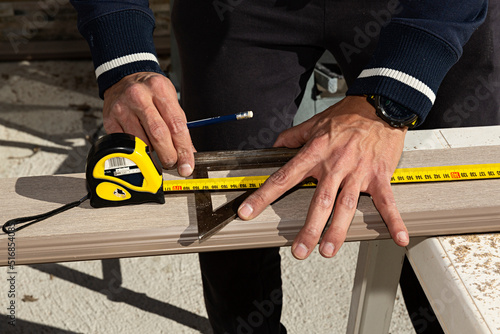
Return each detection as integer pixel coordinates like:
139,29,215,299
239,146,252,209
187,111,254,129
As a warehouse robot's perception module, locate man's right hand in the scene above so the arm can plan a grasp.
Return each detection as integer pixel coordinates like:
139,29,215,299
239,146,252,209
103,72,195,177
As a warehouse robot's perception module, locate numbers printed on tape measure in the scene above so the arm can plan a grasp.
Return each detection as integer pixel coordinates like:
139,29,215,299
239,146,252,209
163,176,271,192
162,163,500,192
390,163,500,183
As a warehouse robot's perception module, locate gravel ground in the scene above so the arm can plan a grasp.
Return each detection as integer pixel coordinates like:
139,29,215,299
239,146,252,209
0,60,416,334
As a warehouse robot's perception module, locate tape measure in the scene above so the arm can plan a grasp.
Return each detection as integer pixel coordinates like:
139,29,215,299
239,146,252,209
86,133,165,208
3,133,167,232
162,164,500,191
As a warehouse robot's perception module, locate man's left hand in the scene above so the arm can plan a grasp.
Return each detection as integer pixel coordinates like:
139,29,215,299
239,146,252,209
237,95,410,259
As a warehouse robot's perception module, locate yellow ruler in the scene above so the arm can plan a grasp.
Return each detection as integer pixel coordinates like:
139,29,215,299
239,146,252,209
162,163,500,192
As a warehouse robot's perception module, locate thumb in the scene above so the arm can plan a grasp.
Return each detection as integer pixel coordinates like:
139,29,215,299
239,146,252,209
273,121,313,148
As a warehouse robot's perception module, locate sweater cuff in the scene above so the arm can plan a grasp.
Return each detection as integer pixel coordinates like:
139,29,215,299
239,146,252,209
79,10,165,98
346,22,458,126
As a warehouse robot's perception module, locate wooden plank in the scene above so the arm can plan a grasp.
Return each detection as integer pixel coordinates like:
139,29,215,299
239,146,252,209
0,145,499,266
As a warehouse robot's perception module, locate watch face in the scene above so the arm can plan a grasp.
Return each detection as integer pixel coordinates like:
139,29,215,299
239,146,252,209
379,96,416,122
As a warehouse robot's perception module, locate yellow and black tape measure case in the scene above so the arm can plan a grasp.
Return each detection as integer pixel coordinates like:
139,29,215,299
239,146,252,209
85,133,165,208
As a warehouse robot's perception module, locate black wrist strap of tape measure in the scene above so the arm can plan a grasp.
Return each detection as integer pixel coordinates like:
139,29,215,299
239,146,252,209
2,193,89,234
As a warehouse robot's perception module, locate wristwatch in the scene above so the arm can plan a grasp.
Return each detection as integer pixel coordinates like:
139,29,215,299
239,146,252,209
366,95,418,129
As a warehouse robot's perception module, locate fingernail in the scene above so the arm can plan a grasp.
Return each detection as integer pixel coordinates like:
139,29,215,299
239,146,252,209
293,243,309,260
320,242,335,257
179,163,192,177
397,231,409,244
238,203,253,219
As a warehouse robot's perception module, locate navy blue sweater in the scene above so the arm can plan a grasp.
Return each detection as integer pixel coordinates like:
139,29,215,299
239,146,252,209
70,0,487,126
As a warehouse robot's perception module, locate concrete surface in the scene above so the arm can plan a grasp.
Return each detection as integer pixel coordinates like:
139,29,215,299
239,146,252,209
0,60,416,334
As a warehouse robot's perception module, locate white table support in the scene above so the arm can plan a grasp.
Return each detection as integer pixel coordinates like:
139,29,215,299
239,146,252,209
348,236,500,334
347,240,406,334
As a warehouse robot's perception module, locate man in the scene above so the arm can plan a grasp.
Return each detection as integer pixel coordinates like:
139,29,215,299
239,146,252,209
71,1,497,332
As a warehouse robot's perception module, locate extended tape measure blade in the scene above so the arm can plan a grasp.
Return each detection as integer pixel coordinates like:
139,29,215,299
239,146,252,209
162,163,500,192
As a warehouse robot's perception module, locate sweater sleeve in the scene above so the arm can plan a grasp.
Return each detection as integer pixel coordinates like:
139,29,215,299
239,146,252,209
346,0,488,126
70,0,165,98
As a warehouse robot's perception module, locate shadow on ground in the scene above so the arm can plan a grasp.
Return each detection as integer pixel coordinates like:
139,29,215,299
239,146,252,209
29,260,212,333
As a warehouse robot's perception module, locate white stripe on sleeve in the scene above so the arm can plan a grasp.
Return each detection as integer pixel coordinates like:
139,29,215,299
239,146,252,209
358,67,436,104
95,52,159,79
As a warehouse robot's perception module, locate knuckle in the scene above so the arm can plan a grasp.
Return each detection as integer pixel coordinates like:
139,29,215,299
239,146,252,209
377,194,397,207
158,151,178,168
176,147,195,164
326,224,348,240
109,104,128,120
302,225,321,238
301,128,311,142
386,212,404,225
307,137,325,151
313,191,334,210
370,166,393,184
161,158,177,168
124,83,147,100
338,192,358,210
376,161,393,176
168,116,188,136
304,139,326,164
148,74,165,86
147,122,168,143
162,77,177,93
177,146,193,158
267,169,289,188
148,75,176,96
246,191,267,208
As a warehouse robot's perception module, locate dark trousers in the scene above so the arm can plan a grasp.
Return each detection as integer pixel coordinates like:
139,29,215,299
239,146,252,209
172,1,500,333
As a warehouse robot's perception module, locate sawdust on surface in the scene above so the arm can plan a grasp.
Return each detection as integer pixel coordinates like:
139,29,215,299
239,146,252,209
453,244,472,263
462,234,481,243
